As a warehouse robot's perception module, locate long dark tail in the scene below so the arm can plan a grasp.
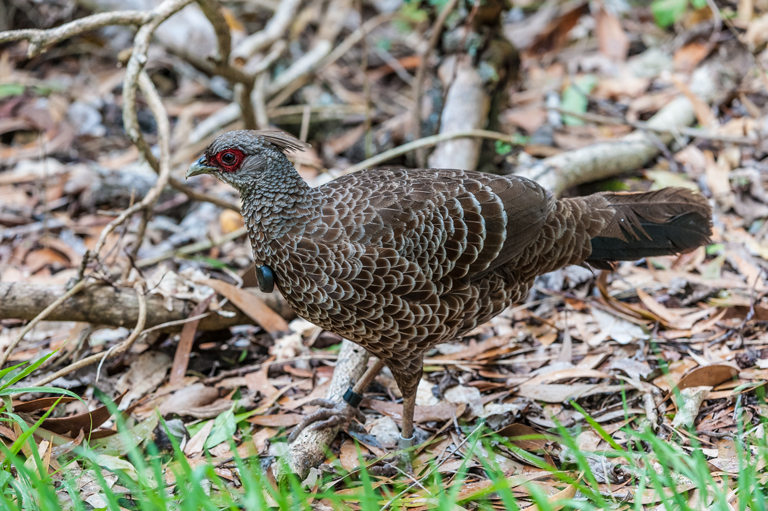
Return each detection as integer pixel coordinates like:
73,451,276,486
585,188,712,268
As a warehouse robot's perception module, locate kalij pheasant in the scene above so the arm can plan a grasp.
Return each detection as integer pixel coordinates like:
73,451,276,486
187,129,712,455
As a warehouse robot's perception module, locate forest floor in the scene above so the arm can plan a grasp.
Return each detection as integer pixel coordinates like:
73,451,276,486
1,0,768,509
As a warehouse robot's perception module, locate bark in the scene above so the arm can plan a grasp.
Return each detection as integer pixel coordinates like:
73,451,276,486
0,283,294,331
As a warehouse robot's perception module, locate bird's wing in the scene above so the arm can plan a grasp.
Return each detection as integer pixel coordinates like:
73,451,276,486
315,168,554,292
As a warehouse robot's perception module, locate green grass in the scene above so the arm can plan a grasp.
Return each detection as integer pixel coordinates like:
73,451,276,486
1,357,766,510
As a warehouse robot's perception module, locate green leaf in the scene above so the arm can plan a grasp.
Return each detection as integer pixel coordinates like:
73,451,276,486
0,84,25,99
561,75,597,126
204,405,236,450
706,243,725,255
0,361,33,385
0,386,81,399
495,140,513,155
0,352,57,392
651,0,688,28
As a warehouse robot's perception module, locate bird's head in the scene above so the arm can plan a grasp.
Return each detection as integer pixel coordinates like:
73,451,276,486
186,129,310,191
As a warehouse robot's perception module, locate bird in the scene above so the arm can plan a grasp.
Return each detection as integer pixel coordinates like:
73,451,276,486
187,129,712,460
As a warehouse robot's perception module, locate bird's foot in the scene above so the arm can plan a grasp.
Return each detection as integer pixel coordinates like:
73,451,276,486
288,397,366,443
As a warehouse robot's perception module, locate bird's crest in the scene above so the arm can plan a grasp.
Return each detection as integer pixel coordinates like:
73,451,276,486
255,130,311,154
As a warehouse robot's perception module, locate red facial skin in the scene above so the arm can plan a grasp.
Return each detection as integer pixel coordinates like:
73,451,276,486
210,148,245,172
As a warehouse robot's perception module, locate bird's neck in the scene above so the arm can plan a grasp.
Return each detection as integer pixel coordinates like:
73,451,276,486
240,158,319,258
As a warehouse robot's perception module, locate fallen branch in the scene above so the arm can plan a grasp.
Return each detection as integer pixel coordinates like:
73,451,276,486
0,279,89,367
514,65,721,195
0,282,294,331
0,11,151,55
411,0,460,167
273,340,370,485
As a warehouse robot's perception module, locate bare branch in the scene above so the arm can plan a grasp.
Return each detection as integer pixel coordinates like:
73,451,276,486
231,0,301,64
0,282,294,330
0,11,151,56
0,279,89,367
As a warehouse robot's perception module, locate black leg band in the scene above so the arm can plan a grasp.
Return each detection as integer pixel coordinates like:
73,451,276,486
343,387,363,408
256,265,275,293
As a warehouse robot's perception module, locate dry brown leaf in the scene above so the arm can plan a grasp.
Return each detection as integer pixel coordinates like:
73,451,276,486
671,75,716,127
247,414,303,427
496,423,547,451
244,364,279,400
636,288,682,327
117,351,172,406
677,364,739,390
595,7,629,60
339,438,369,472
170,295,213,385
184,420,214,456
364,398,459,423
157,383,222,418
516,384,625,403
673,42,710,72
526,2,590,56
41,393,125,437
520,473,582,511
201,278,289,333
525,368,613,386
707,439,741,474
12,396,77,413
252,427,277,453
219,209,244,234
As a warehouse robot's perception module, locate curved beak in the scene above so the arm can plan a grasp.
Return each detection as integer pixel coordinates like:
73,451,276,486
186,157,217,178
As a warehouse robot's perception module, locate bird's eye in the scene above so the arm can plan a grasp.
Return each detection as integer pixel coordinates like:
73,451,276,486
221,152,237,165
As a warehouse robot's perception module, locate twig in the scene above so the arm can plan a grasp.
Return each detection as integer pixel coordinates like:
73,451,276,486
0,11,151,56
412,0,460,166
318,13,393,74
341,129,520,174
231,0,301,64
0,278,89,367
121,71,173,273
31,282,148,387
203,353,340,384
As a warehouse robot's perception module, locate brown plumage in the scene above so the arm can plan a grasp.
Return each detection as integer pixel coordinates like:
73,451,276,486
187,129,712,447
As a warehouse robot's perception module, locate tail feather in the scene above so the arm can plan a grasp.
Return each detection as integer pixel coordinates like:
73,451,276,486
585,188,712,267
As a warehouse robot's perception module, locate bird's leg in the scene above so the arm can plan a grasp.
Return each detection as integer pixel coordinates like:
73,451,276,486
399,391,417,449
288,359,385,443
368,387,419,477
